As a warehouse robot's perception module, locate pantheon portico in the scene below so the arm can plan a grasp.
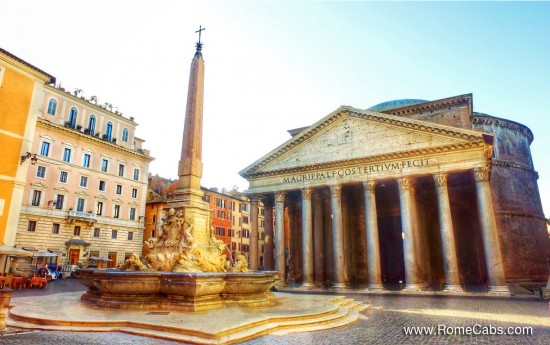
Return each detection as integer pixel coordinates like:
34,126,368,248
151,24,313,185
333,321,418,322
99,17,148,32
240,95,549,294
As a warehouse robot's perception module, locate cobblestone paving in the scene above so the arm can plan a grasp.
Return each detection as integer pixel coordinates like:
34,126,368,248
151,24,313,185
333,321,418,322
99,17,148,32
2,280,549,344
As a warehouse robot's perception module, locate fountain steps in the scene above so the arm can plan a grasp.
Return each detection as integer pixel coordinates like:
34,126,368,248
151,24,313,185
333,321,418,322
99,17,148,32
8,292,371,344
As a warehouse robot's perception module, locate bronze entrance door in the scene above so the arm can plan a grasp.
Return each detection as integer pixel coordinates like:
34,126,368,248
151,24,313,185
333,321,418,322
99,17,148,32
108,252,117,268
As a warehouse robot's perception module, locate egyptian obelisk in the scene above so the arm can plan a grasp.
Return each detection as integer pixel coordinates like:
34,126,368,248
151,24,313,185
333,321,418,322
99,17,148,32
170,26,211,246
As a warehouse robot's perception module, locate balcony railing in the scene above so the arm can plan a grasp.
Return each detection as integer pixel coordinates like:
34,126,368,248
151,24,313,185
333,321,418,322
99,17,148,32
68,210,97,224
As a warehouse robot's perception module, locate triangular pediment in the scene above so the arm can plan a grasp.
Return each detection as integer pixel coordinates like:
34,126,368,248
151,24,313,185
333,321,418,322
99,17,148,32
240,106,488,177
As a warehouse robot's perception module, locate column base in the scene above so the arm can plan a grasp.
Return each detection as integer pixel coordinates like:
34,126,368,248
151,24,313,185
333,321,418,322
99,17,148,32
275,281,286,289
488,285,511,295
332,282,348,289
442,284,464,293
368,283,384,290
301,282,315,289
403,283,425,291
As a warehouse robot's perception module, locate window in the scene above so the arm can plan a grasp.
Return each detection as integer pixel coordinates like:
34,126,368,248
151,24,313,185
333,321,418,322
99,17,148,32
122,128,129,142
27,220,36,232
106,122,113,141
118,164,125,177
40,141,50,156
77,198,85,212
216,198,226,208
101,159,108,172
228,229,233,237
73,226,81,236
82,154,91,168
99,180,106,191
47,99,57,115
36,166,46,178
114,205,120,218
131,188,138,198
80,176,88,187
31,190,42,206
232,242,236,250
55,194,64,209
52,223,60,234
261,232,265,240
242,229,250,238
128,231,133,240
68,107,78,127
152,215,156,224
129,208,136,221
63,148,71,162
59,171,68,183
93,228,100,237
116,184,122,195
88,115,96,135
96,201,103,215
215,227,225,236
111,230,118,239
261,208,265,216
133,168,139,181
242,203,249,212
243,216,249,224
260,220,265,227
242,244,249,252
90,250,99,259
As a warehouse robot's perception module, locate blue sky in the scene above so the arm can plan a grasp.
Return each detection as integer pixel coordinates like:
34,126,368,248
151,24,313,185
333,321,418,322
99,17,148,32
2,1,549,216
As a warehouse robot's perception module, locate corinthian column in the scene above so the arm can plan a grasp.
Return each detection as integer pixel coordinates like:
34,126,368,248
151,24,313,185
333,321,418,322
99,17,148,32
473,167,510,294
434,173,462,292
249,195,260,270
363,180,383,290
398,177,422,290
274,192,286,287
301,188,314,287
330,185,346,288
313,192,325,286
263,199,274,270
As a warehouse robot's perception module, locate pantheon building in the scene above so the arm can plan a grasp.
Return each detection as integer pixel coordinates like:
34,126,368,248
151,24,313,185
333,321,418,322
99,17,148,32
240,94,549,293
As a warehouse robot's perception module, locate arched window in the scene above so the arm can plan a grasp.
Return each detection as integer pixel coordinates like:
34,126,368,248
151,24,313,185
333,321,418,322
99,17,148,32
105,122,113,141
88,115,96,135
122,128,129,142
68,107,78,128
47,99,57,115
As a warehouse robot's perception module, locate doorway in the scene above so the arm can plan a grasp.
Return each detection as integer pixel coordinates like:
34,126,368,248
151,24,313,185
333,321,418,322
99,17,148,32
69,249,80,265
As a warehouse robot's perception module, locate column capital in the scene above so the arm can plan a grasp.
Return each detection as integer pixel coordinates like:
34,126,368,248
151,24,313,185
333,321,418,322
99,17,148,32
473,167,491,182
362,180,376,193
433,173,448,187
302,188,312,200
397,177,411,191
312,191,323,203
329,185,341,197
248,194,261,204
275,191,287,203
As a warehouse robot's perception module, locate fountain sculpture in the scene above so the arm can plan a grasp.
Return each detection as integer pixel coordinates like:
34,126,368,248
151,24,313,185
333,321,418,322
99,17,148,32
78,29,278,311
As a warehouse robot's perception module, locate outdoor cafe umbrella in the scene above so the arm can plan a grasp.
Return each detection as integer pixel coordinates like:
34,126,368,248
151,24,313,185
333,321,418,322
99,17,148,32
0,244,34,273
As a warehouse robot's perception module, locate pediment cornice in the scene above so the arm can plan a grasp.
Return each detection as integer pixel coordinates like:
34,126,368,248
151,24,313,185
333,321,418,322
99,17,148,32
240,106,487,178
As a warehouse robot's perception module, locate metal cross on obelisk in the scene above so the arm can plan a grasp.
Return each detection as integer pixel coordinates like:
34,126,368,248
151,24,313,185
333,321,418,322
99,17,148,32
195,25,205,51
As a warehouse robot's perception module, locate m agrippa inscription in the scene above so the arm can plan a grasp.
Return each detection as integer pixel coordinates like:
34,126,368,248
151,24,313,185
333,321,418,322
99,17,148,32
282,158,430,184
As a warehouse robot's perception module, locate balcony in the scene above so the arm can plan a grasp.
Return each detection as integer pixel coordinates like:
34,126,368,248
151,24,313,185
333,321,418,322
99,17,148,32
68,210,97,225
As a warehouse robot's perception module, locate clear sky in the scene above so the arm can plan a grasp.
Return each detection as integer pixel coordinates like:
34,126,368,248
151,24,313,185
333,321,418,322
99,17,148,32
3,1,549,216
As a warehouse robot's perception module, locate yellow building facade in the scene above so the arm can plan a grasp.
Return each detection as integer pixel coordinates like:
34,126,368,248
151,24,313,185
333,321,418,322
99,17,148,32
0,48,55,249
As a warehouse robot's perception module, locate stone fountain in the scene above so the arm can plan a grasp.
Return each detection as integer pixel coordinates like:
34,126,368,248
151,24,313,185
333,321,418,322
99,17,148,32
78,31,278,311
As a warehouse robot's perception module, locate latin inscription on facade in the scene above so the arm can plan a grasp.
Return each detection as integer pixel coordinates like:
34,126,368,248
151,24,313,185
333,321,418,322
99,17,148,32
282,158,430,184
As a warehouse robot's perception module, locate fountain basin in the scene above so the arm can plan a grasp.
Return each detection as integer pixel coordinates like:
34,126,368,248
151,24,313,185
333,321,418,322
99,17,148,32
77,269,278,311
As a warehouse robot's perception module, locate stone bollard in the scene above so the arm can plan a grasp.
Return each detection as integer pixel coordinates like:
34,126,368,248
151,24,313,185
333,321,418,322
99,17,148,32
0,288,13,330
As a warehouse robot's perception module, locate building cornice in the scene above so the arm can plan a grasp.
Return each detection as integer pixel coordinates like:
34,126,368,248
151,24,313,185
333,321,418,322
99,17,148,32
37,118,154,162
492,159,538,179
0,48,55,84
472,113,534,144
384,94,473,117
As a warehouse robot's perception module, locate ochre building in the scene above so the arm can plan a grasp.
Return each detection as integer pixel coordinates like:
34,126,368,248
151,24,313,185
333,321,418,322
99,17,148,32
240,94,548,293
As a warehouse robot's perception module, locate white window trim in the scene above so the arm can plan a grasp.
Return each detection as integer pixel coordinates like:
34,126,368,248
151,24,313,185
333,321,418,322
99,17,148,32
29,189,43,207
54,193,66,210
47,97,58,116
80,175,89,188
36,165,47,179
82,153,92,168
75,197,86,212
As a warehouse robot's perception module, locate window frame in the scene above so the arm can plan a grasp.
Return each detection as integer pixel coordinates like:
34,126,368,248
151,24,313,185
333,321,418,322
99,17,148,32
47,98,57,115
